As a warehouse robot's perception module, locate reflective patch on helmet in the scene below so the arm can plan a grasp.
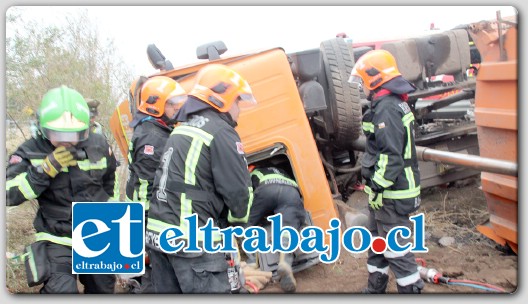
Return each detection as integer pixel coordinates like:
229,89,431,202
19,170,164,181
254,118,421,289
383,67,396,74
9,155,22,165
236,142,244,154
144,145,154,155
378,122,386,129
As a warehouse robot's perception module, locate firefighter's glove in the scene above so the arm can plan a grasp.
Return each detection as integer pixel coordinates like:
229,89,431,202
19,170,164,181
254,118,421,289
368,191,383,210
240,261,272,293
42,146,77,178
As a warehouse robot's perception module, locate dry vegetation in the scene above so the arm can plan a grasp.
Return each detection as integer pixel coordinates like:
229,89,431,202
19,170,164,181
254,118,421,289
6,202,40,294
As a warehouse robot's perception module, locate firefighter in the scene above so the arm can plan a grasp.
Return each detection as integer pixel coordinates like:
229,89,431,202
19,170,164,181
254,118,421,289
85,98,104,135
6,86,118,293
146,64,256,293
247,166,306,293
125,75,186,293
348,50,425,294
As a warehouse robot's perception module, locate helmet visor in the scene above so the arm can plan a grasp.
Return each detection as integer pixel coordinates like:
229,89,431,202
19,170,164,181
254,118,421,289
167,95,187,110
348,74,364,85
237,93,257,111
42,128,90,143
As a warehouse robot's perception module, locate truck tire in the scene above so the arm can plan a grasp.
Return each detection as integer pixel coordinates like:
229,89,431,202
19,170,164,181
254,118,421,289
320,38,362,148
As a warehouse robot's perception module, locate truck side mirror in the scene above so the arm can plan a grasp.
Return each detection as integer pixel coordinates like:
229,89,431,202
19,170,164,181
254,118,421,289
147,44,174,71
196,41,228,61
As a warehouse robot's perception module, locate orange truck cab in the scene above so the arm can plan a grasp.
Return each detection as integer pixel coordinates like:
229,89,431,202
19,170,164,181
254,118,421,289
112,46,341,232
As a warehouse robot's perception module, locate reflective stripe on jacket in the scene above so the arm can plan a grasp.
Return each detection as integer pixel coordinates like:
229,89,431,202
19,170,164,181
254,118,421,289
6,133,118,237
361,93,420,200
146,109,253,251
126,118,173,212
250,167,298,189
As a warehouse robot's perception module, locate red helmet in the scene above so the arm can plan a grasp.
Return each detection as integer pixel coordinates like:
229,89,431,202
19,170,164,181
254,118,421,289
137,76,186,117
188,64,256,112
349,50,402,91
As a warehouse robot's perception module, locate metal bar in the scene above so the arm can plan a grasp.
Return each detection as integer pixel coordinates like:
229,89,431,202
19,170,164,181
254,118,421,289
416,89,475,119
407,79,476,102
350,136,517,177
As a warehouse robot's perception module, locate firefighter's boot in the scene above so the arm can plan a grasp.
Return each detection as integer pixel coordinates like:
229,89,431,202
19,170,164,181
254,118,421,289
397,279,425,294
362,272,389,294
277,252,296,293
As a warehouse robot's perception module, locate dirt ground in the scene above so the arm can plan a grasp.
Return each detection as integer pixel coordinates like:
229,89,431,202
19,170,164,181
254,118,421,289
6,178,517,295
257,178,518,294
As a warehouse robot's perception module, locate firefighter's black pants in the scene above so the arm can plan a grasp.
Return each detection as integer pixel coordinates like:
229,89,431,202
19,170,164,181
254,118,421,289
248,184,305,230
40,242,115,294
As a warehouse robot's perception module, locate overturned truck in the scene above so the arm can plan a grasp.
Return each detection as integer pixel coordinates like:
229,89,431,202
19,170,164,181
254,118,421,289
110,12,518,276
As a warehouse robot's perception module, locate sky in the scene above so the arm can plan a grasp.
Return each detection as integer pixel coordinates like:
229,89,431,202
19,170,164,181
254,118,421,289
6,5,517,76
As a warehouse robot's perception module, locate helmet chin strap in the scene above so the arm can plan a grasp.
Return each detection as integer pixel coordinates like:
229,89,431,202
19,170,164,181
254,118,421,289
366,91,375,102
161,113,177,125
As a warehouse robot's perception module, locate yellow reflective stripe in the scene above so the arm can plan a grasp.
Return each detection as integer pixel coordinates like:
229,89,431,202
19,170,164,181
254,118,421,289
172,126,213,146
30,159,44,166
404,167,416,189
180,193,193,238
402,112,414,159
35,232,72,247
404,124,412,159
383,186,421,199
185,139,203,185
259,174,298,187
362,122,375,133
77,158,107,171
108,173,120,201
173,126,213,186
6,173,38,200
228,186,254,223
147,218,175,233
373,154,393,188
402,112,414,125
138,177,149,202
250,170,264,180
128,140,134,163
365,185,420,200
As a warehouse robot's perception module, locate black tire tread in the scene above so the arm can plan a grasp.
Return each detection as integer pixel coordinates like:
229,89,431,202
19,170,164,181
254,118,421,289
320,38,362,147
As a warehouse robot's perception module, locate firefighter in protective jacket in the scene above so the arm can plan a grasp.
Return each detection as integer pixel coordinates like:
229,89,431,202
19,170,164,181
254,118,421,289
247,166,306,293
125,75,186,293
126,76,186,219
349,50,425,294
146,64,256,293
6,86,118,293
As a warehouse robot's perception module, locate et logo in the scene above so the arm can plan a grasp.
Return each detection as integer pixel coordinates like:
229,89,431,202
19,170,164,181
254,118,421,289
72,202,144,275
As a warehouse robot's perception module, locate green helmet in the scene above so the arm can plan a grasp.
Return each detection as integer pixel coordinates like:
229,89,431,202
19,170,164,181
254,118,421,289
39,86,90,142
